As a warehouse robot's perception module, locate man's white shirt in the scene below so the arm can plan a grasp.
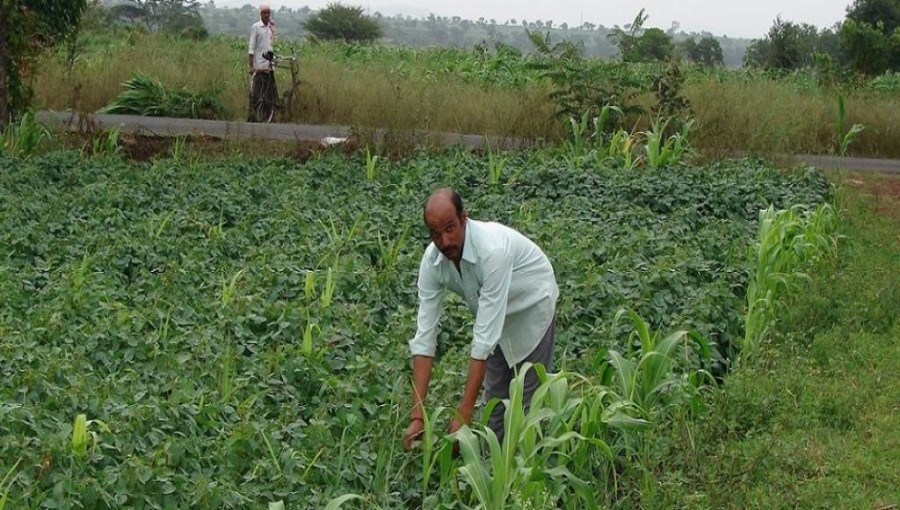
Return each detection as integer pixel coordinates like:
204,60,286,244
409,219,559,367
248,20,274,71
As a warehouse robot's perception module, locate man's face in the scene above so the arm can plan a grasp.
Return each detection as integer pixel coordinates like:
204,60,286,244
425,200,466,264
260,9,271,24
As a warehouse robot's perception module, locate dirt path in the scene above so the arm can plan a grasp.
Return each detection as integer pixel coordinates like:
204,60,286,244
37,111,900,175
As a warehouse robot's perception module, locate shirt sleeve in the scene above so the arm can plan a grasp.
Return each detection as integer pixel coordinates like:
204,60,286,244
248,27,256,55
470,246,513,360
408,254,444,358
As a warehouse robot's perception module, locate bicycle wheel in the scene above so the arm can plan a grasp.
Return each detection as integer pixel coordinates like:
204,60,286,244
249,72,277,123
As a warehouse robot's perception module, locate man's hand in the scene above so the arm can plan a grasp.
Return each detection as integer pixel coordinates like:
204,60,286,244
403,418,424,450
448,417,464,435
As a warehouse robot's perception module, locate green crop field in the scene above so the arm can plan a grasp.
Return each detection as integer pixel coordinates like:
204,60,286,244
1,143,858,508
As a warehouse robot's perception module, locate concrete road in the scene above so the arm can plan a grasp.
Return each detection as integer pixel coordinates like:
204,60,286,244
37,111,900,174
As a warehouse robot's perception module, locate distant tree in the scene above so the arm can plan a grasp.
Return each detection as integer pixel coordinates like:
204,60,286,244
841,0,900,73
633,28,673,61
110,0,206,37
682,36,724,66
744,17,821,70
846,0,900,35
841,18,895,74
608,10,673,62
0,0,89,126
302,3,382,43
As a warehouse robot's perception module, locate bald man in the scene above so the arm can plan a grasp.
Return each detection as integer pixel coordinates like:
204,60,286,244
403,188,559,449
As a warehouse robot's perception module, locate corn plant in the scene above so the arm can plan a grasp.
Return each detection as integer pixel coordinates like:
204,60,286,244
365,145,379,181
1,112,52,159
221,269,246,307
486,146,509,185
563,111,592,161
324,494,365,509
599,310,709,420
304,270,317,302
91,128,121,158
219,345,235,401
321,266,336,308
455,364,603,509
152,211,173,238
71,414,110,459
642,117,695,170
416,405,455,500
600,129,639,170
302,320,322,357
377,228,408,272
836,94,865,157
318,214,363,264
565,106,622,156
170,135,199,166
259,425,284,477
0,458,21,510
743,204,837,360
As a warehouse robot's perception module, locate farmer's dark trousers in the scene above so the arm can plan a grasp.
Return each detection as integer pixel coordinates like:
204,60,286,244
247,70,277,122
482,316,556,443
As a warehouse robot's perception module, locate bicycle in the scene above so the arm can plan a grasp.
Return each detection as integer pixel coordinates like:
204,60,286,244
248,50,302,123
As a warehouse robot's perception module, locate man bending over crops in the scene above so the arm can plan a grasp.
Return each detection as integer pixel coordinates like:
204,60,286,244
403,188,559,449
247,3,276,122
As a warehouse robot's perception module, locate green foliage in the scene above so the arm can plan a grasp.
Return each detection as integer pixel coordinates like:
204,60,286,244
456,365,605,510
364,145,378,181
1,0,89,121
647,186,899,508
841,18,898,75
599,310,712,421
99,73,227,119
744,16,831,71
526,31,643,127
0,111,52,159
867,69,900,90
89,128,122,158
652,58,691,120
608,10,674,63
0,148,832,507
846,0,900,35
681,37,725,67
836,93,866,156
70,414,110,459
743,203,837,361
641,117,696,169
485,146,510,186
303,2,383,43
110,0,207,37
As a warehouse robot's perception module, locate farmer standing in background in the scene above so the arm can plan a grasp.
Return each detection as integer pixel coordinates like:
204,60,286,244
402,187,559,449
247,3,276,122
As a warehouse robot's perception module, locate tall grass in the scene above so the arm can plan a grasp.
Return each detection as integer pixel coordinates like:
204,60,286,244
32,32,900,157
686,80,900,158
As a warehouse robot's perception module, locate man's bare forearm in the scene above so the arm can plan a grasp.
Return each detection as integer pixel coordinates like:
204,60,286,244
248,54,254,70
458,358,487,423
411,355,433,420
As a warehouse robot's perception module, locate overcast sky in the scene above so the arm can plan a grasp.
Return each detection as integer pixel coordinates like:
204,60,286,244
222,0,852,38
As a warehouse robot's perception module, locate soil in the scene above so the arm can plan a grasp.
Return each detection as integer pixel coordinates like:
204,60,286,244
842,173,900,219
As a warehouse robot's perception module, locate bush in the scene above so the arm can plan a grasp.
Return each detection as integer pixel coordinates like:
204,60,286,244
99,73,227,119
